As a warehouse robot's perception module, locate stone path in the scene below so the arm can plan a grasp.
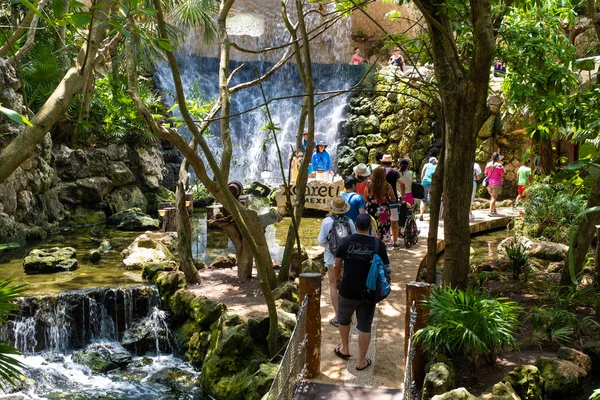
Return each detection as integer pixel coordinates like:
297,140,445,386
309,207,516,393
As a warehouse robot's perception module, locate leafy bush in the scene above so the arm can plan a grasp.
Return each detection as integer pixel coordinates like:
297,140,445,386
527,306,578,345
504,238,529,280
522,180,586,243
414,286,519,365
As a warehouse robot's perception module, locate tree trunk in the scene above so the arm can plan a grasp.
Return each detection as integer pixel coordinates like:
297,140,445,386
176,182,200,285
561,175,600,285
595,228,600,286
539,136,555,175
426,132,445,284
215,217,254,279
0,0,113,184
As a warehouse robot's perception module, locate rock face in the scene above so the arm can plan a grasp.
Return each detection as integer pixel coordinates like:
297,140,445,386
108,208,159,231
534,356,587,397
23,247,78,274
422,362,456,400
502,365,543,400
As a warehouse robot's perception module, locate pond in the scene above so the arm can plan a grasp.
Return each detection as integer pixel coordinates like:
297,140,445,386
0,210,324,295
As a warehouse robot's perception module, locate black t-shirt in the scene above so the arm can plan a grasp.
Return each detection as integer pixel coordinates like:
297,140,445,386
335,233,390,300
385,167,401,201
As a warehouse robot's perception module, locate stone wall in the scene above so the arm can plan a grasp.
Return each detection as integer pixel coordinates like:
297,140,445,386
0,59,177,244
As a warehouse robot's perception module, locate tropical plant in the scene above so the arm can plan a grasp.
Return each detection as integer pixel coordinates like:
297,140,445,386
190,181,214,206
590,389,600,400
414,286,519,365
521,180,587,243
504,238,529,280
0,279,26,388
527,306,579,345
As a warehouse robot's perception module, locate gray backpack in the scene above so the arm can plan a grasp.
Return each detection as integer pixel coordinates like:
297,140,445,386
327,215,353,255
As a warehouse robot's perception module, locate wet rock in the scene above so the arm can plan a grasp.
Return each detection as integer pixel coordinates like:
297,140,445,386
23,247,78,274
106,185,148,214
502,365,543,400
72,350,117,373
422,362,456,400
528,241,568,261
248,181,272,197
58,177,114,205
490,381,521,400
355,146,369,164
175,319,210,367
272,281,299,302
121,309,172,355
190,296,227,327
431,388,477,400
42,353,65,363
557,347,592,373
110,351,133,368
142,261,177,282
582,341,600,372
108,208,159,231
534,356,586,397
148,367,196,388
210,254,237,269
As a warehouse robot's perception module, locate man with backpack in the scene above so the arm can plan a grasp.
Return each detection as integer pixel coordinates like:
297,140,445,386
333,213,390,371
318,196,356,328
341,176,366,222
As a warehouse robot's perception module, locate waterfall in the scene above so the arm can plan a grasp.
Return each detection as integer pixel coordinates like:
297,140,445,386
154,1,364,183
1,286,159,354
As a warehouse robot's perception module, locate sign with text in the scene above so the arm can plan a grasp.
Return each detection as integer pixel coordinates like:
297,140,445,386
275,179,344,213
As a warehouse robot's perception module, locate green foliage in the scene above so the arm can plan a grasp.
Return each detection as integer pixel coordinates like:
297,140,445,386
21,45,64,112
0,104,32,127
0,279,26,389
527,306,578,345
414,286,519,364
190,182,214,206
504,238,529,280
521,180,586,243
84,75,163,146
590,389,600,400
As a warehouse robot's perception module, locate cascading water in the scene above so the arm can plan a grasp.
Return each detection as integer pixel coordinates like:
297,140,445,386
0,287,201,399
155,1,364,184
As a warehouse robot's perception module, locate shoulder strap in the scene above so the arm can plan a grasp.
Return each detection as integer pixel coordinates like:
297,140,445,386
373,237,379,258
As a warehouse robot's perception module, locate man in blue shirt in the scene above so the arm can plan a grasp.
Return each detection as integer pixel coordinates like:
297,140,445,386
341,177,366,221
301,132,316,153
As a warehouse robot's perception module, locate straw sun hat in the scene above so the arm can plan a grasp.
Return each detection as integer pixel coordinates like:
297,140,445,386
330,196,350,214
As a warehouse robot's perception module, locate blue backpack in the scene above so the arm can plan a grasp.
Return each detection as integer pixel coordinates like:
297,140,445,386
364,239,391,303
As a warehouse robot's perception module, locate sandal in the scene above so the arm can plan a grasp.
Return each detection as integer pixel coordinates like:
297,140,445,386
329,318,339,328
334,345,351,360
356,359,372,371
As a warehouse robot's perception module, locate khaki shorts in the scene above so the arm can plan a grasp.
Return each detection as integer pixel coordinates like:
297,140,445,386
487,185,502,196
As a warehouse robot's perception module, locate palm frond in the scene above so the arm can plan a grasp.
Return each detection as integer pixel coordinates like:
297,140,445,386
168,0,217,43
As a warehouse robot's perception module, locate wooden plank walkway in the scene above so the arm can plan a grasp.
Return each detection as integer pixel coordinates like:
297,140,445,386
295,208,516,399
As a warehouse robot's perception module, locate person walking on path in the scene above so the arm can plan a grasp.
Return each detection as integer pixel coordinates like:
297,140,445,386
312,141,332,181
470,162,482,220
318,196,356,328
515,161,532,206
333,213,390,371
485,152,506,216
381,154,404,247
352,163,371,196
399,159,414,206
419,157,437,221
364,167,396,243
342,176,366,222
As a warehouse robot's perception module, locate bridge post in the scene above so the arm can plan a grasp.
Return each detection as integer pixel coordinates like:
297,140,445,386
299,272,321,379
405,281,431,389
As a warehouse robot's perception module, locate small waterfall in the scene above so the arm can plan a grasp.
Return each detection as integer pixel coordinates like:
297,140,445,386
1,286,159,355
155,2,363,183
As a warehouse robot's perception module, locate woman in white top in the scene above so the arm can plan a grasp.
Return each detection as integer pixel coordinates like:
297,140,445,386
399,158,414,206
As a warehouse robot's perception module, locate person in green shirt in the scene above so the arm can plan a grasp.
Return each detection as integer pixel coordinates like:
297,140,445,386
515,162,532,206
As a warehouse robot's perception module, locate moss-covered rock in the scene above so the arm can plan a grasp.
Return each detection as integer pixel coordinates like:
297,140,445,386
63,207,107,227
354,115,380,135
168,289,198,323
155,271,186,303
355,146,369,164
275,299,300,314
141,261,177,282
557,347,592,374
210,254,237,269
23,247,78,274
380,114,399,133
190,295,227,328
106,185,148,214
146,186,175,213
534,356,586,397
248,309,296,353
422,362,456,400
175,319,211,367
491,382,521,400
201,313,268,400
272,281,299,303
372,96,394,116
502,365,543,400
365,133,386,148
148,367,197,389
430,388,477,400
72,350,117,373
107,208,159,231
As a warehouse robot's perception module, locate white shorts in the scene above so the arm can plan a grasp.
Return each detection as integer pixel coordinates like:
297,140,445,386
390,206,399,221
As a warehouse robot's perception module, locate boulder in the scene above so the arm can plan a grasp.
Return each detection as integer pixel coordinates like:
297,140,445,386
168,289,198,323
147,367,196,389
273,281,299,302
248,309,296,351
72,350,117,373
87,149,110,176
527,241,568,261
546,262,563,273
53,145,90,180
190,295,227,328
502,365,543,400
108,208,159,231
582,341,600,372
372,96,394,116
23,247,78,274
107,161,135,187
248,181,272,198
380,114,399,133
175,319,211,367
210,254,237,269
557,347,592,373
490,382,521,400
106,185,148,214
58,177,114,205
497,236,532,256
121,231,176,270
422,362,456,400
133,145,164,191
534,356,586,397
365,133,387,147
354,115,380,135
155,271,186,303
121,309,172,355
355,146,369,164
431,388,477,400
275,299,300,314
141,261,177,281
